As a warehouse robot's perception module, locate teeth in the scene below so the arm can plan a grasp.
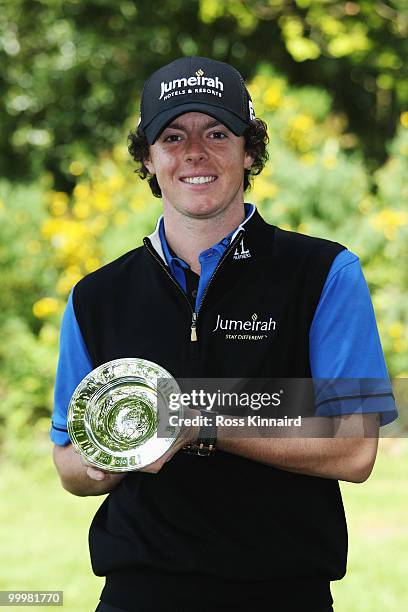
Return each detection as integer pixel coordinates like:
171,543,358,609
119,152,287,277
182,176,217,184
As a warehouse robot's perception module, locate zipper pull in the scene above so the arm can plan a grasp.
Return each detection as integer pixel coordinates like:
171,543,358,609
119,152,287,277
191,312,198,342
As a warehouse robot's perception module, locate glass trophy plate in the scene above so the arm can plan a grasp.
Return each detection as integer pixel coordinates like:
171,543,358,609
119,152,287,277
67,358,182,472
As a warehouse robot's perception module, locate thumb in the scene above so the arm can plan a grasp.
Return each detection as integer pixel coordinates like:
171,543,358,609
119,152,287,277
86,466,107,481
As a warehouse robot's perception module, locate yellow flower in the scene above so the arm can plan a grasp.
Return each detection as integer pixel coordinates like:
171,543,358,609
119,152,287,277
400,111,408,128
291,114,314,132
370,209,408,239
93,191,112,212
33,297,59,318
50,201,67,216
113,145,127,162
39,323,59,345
74,184,90,199
107,174,125,192
65,265,81,276
56,270,83,295
297,223,309,234
73,201,91,219
388,322,404,339
300,153,316,166
285,114,315,152
41,218,55,239
393,339,407,354
49,191,69,216
84,257,100,272
263,81,284,110
322,156,337,169
69,161,85,176
42,218,85,244
253,180,278,201
280,223,294,231
358,197,373,213
74,243,93,261
89,215,108,235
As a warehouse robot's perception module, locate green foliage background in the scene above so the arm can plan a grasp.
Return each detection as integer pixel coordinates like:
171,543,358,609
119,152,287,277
0,1,407,609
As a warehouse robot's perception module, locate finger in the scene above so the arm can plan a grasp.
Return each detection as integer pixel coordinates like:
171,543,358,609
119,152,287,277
86,467,107,481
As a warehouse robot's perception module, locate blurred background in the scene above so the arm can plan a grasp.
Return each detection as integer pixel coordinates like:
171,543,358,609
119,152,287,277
0,1,407,610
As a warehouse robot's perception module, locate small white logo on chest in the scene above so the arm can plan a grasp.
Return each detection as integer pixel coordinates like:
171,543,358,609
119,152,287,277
233,239,251,260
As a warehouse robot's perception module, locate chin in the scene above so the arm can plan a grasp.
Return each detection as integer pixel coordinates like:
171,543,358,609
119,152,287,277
187,205,223,219
179,198,223,218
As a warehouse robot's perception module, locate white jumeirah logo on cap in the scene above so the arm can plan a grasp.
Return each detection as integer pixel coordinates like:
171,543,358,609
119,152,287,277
159,73,224,101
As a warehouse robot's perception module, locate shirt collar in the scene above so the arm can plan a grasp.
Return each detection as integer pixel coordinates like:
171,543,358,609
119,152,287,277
158,203,256,270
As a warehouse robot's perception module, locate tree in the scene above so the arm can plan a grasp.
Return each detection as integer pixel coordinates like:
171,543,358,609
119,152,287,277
1,0,407,188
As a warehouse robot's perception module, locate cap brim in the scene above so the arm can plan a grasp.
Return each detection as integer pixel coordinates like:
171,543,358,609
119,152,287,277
143,103,249,144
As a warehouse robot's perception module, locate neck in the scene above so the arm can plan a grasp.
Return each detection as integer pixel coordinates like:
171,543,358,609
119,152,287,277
162,202,246,275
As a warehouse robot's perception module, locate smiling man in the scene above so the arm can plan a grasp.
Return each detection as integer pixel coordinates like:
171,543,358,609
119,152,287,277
143,111,254,276
51,57,397,612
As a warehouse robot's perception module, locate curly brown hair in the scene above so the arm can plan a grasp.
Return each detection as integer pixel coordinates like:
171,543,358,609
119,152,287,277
127,118,269,198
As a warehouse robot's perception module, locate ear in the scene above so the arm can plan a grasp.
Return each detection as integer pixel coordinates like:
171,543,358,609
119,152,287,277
244,151,254,170
143,151,155,175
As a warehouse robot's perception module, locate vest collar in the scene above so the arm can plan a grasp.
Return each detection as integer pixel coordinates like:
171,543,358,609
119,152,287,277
145,203,270,264
146,216,166,263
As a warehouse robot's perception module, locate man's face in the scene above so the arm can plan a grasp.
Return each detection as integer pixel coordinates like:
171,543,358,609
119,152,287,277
144,112,253,219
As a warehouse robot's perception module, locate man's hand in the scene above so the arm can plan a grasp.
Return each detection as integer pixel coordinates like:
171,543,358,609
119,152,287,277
77,453,127,483
217,413,380,483
53,443,126,496
140,406,200,474
53,407,200,491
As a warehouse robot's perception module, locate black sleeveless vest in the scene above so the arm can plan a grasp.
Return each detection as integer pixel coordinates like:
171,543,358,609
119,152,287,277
73,210,347,609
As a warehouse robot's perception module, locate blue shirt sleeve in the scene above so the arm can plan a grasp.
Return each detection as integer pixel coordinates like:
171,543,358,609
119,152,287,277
50,289,94,446
310,250,397,426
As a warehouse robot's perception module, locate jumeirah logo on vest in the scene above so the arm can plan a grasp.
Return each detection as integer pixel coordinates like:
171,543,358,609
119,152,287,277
213,313,277,341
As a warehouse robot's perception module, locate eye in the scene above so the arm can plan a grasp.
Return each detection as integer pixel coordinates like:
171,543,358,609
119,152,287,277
163,134,183,143
209,131,227,139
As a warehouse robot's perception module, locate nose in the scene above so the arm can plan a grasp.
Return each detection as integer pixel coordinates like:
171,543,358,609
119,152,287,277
184,138,208,163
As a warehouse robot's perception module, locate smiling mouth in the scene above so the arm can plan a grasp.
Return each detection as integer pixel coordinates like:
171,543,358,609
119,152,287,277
180,176,218,184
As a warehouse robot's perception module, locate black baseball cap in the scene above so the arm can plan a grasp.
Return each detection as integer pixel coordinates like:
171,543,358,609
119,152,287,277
139,56,255,144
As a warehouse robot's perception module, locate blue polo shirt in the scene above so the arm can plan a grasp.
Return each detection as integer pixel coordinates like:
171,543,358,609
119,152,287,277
159,211,237,312
50,205,397,444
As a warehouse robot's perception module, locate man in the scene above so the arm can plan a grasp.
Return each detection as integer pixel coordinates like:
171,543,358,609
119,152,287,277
51,56,397,612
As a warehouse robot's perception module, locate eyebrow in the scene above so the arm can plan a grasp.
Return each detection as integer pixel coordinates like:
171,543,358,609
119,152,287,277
165,119,222,131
